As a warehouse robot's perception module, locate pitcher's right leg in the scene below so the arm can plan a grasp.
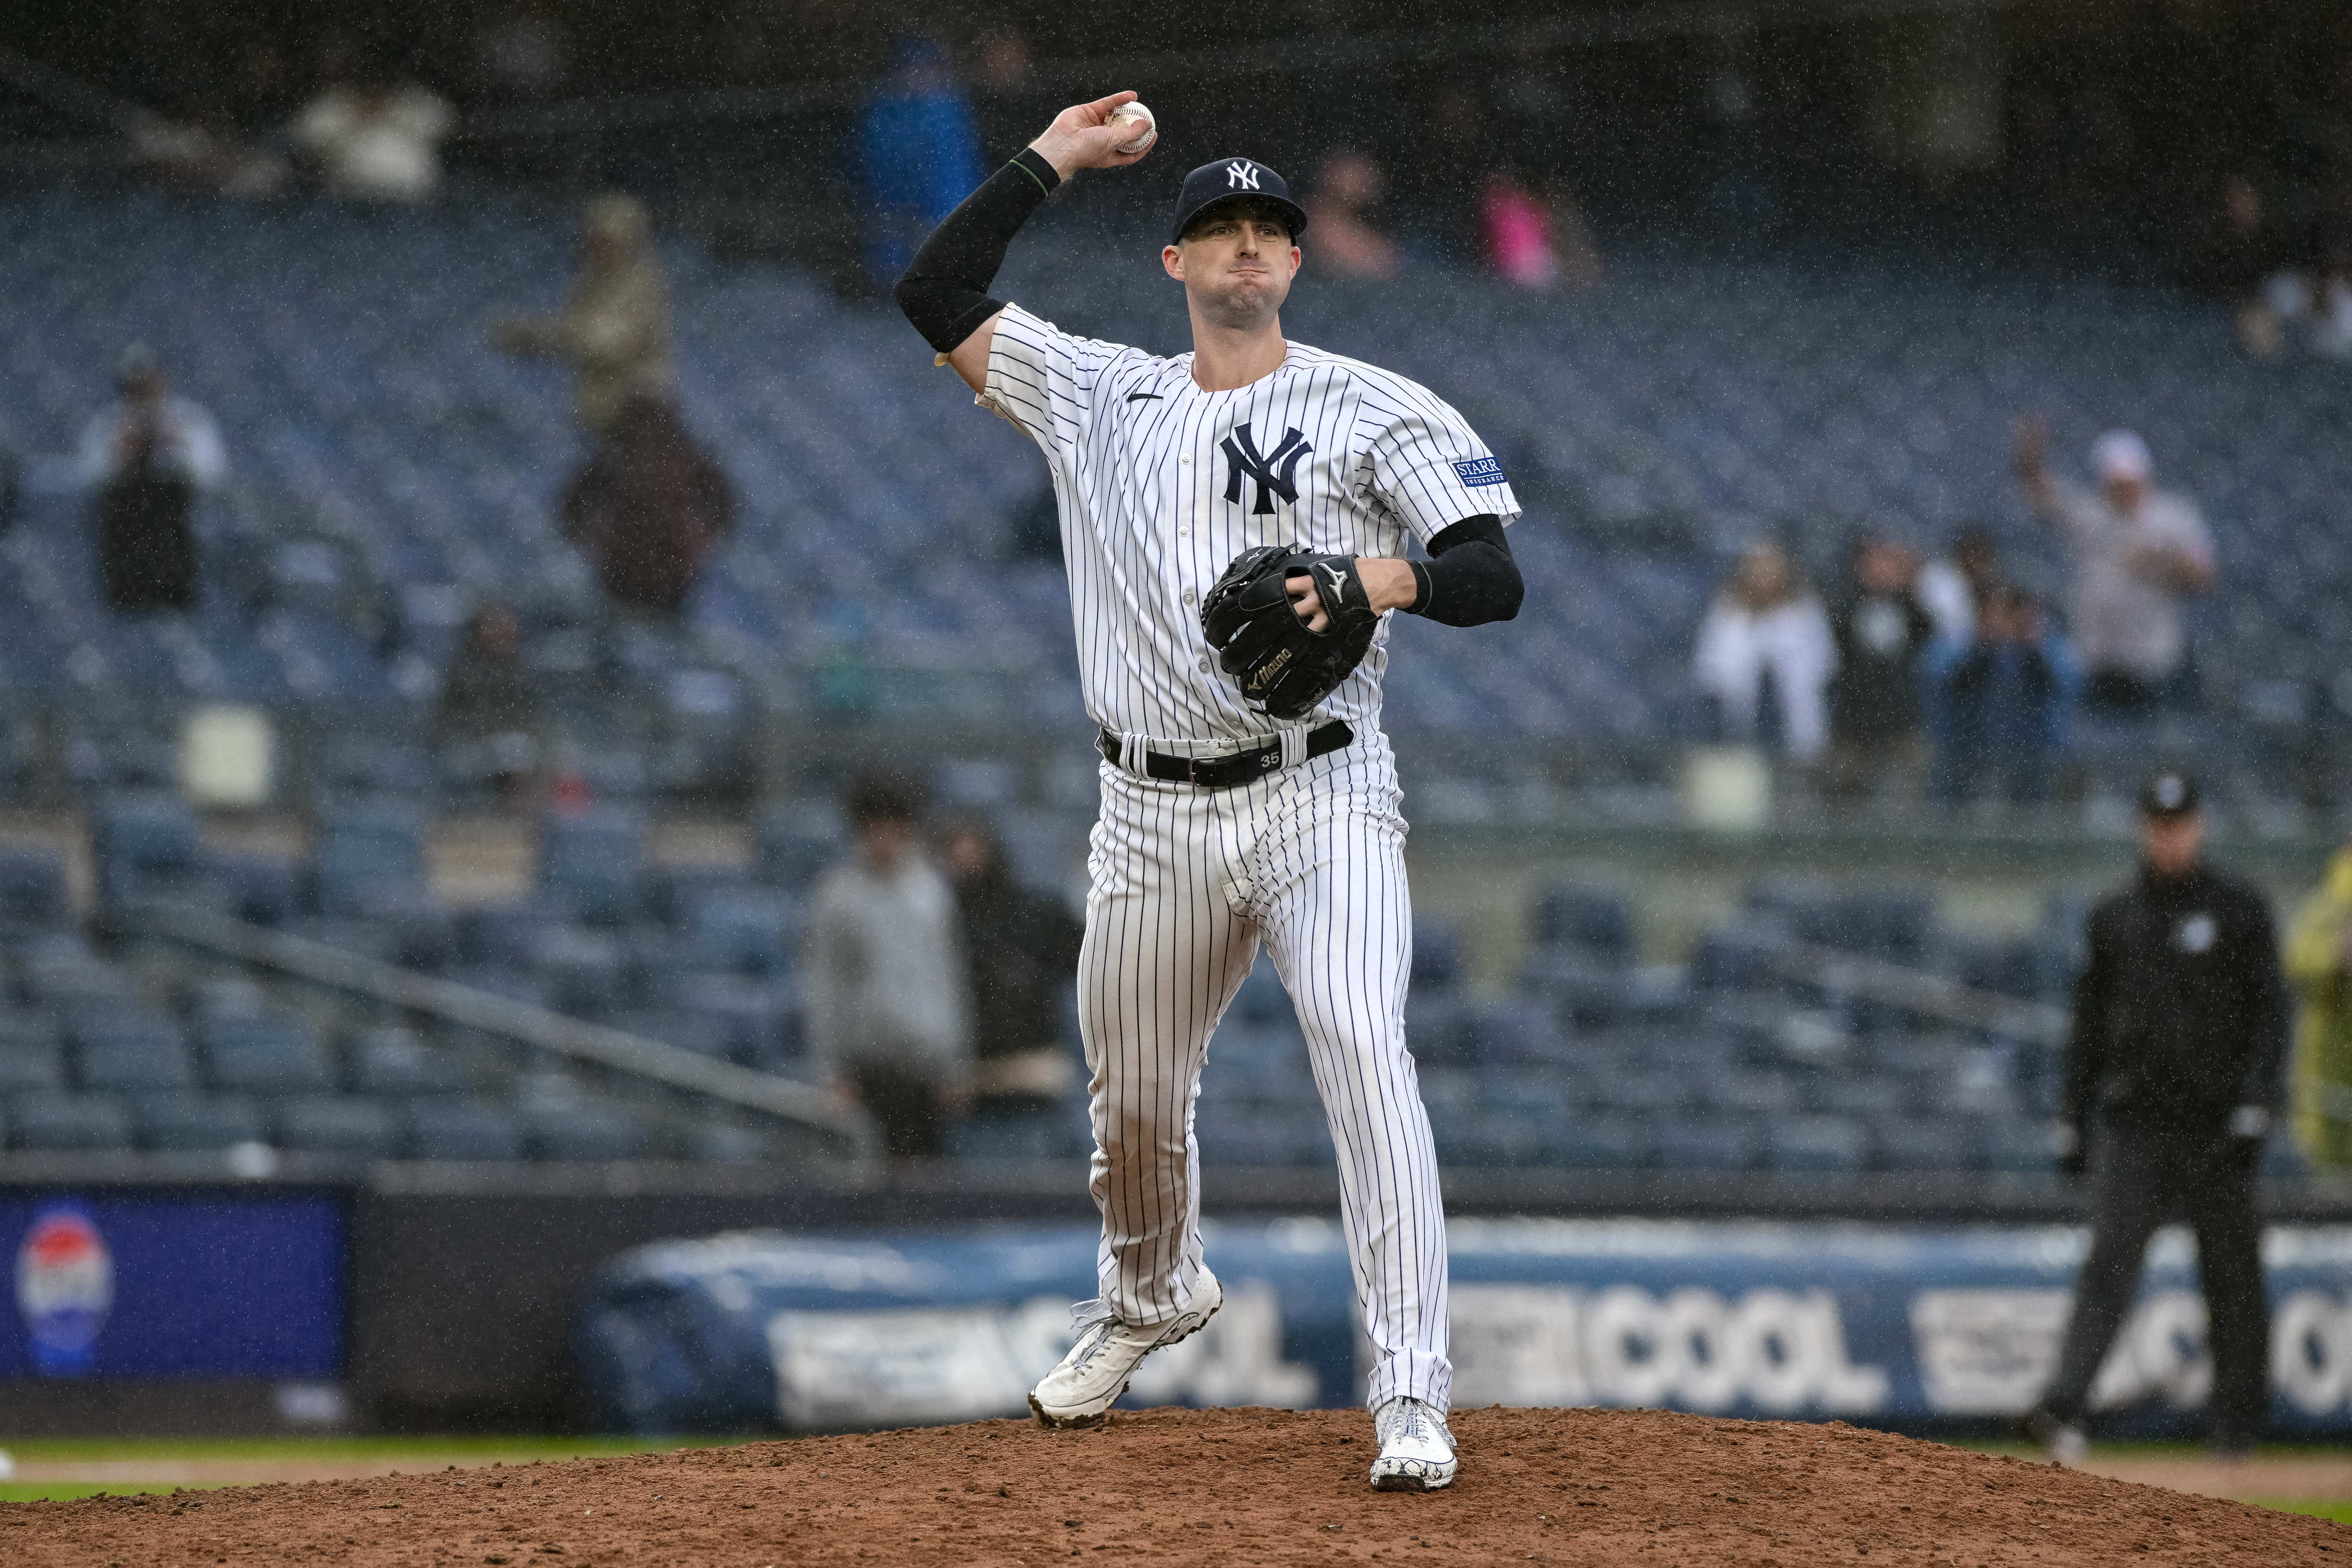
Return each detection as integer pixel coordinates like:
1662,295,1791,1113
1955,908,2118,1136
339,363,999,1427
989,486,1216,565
1078,772,1257,1329
1032,773,1257,1427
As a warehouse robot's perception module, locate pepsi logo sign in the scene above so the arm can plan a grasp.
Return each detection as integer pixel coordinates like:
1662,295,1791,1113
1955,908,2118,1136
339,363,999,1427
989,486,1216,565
16,1205,114,1375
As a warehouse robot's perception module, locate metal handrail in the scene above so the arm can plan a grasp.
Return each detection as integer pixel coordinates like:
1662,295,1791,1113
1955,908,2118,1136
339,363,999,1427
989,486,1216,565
122,901,875,1160
1769,940,2070,1049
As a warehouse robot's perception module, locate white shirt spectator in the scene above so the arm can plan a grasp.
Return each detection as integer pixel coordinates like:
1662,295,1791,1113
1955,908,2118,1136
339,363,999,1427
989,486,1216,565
1693,593,1837,761
2049,476,2213,682
801,852,972,1089
69,394,228,491
1916,557,1976,641
292,85,453,203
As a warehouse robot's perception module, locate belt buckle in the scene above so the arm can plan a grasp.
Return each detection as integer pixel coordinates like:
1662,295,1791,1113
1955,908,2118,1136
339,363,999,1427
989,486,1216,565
1185,756,1202,785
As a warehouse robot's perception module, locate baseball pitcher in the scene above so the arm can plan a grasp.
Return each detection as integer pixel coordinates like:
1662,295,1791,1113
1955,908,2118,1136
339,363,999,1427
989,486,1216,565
894,91,1524,1491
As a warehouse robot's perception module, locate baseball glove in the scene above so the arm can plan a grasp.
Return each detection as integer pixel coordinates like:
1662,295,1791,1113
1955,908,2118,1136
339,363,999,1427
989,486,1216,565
1200,545,1380,720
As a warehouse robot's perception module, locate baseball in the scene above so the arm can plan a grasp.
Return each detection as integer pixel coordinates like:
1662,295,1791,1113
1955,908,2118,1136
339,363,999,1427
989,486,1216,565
1109,100,1157,155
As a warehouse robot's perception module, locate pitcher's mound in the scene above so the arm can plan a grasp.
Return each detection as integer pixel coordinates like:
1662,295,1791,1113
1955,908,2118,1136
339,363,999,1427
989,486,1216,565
5,1406,2342,1566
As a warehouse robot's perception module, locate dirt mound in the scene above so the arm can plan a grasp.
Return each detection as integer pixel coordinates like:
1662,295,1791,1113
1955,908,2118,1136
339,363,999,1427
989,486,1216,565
3,1407,2340,1566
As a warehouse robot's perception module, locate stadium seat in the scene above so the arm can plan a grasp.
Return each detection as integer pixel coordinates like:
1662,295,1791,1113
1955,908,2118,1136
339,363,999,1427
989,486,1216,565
948,1112,1057,1162
0,847,70,929
10,1093,133,1151
0,1016,66,1093
691,1122,778,1163
1551,1115,1655,1170
1872,1116,1986,1172
350,1026,471,1097
526,1102,651,1162
407,1098,528,1161
680,888,793,978
1764,1115,1870,1174
540,808,647,927
76,1019,196,1094
93,795,208,910
135,1094,266,1151
1652,1114,1765,1172
200,1018,337,1095
756,801,845,892
221,852,312,927
314,801,428,919
527,925,629,1018
276,1095,404,1159
1982,1119,2069,1174
1532,883,1636,961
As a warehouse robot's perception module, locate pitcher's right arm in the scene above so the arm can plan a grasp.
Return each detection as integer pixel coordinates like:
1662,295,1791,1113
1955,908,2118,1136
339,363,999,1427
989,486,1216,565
894,91,1154,392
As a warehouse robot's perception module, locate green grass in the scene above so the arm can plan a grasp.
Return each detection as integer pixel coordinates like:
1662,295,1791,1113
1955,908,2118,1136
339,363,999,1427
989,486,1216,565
2257,1500,2352,1525
0,1436,753,1503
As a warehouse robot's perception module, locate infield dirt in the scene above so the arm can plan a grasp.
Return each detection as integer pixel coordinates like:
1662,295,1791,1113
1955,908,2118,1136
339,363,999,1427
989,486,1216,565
2,1405,2342,1566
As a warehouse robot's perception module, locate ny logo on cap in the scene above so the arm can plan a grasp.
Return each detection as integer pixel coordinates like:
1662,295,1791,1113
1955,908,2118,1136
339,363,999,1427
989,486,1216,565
1225,160,1261,190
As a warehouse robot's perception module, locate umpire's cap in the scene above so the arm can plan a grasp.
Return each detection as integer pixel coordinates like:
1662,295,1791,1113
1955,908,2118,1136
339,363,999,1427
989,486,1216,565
2138,769,2201,818
1170,157,1308,245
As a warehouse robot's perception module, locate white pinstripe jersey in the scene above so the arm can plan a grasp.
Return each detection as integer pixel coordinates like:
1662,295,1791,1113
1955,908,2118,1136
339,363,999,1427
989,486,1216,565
977,303,1520,748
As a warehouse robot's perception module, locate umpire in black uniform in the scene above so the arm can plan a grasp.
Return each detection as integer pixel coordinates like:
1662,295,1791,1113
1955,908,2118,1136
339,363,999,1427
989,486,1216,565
2023,771,2291,1460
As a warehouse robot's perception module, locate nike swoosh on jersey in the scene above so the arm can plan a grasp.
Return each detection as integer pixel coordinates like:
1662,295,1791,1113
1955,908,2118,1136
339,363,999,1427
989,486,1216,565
1125,391,1166,402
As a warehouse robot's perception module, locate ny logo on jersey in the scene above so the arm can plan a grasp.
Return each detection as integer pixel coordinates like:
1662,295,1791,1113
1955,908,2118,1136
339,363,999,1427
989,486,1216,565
1225,160,1261,191
1221,422,1312,515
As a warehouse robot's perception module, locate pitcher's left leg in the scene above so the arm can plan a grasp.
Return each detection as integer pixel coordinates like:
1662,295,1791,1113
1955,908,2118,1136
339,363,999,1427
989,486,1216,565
1257,801,1450,1415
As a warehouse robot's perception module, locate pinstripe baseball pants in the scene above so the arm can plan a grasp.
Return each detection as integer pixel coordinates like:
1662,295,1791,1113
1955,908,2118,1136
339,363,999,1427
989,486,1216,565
1078,731,1452,1413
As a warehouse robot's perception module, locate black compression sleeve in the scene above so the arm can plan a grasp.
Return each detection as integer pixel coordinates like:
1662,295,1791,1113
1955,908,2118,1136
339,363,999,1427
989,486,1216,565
894,148,1060,354
1406,514,1523,627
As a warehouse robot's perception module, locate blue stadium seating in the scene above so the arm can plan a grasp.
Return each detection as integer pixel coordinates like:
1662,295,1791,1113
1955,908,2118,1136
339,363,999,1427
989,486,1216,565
0,185,2341,809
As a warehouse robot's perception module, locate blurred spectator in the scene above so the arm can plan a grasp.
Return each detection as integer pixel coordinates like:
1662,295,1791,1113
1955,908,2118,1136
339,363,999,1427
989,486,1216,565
473,1,569,100
290,57,453,203
1924,586,2081,805
2015,420,2212,714
1306,151,1400,281
856,36,984,285
939,818,1083,1122
804,774,972,1163
559,396,734,618
1692,542,1835,764
72,348,226,614
1479,171,1602,290
969,26,1048,156
2185,173,2291,356
1916,524,2001,642
2288,834,2352,1170
435,605,539,807
495,194,675,433
2258,185,2352,359
1823,533,1935,807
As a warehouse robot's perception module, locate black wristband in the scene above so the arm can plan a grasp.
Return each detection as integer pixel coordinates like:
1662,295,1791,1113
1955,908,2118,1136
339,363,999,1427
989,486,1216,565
1008,146,1061,196
1405,514,1522,627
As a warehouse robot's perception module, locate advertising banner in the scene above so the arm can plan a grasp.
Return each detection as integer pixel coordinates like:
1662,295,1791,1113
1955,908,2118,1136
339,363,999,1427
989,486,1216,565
575,1219,2352,1437
0,1194,344,1380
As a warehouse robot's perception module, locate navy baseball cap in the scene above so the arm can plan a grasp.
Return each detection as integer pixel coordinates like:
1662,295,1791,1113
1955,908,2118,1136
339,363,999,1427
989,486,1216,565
2138,769,2201,817
1169,157,1308,245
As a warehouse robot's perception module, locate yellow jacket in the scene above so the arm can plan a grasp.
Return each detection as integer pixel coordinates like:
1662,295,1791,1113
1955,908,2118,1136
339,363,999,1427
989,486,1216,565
2289,848,2352,1167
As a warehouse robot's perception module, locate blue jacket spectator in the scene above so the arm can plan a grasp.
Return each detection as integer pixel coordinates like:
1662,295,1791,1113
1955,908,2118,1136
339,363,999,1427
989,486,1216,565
857,37,984,285
1926,586,2081,804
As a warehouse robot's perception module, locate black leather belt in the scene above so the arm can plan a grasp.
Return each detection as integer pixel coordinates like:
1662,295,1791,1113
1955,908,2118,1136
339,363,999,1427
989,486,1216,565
1099,721,1353,788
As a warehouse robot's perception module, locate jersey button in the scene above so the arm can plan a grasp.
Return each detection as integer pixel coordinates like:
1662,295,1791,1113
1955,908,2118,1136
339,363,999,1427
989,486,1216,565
1197,655,1211,672
1180,455,1192,465
1182,588,1197,606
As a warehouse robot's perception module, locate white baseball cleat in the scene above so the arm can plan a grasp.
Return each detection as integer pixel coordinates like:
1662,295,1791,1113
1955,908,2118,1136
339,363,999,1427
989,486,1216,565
1027,1268,1222,1428
1369,1395,1457,1491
